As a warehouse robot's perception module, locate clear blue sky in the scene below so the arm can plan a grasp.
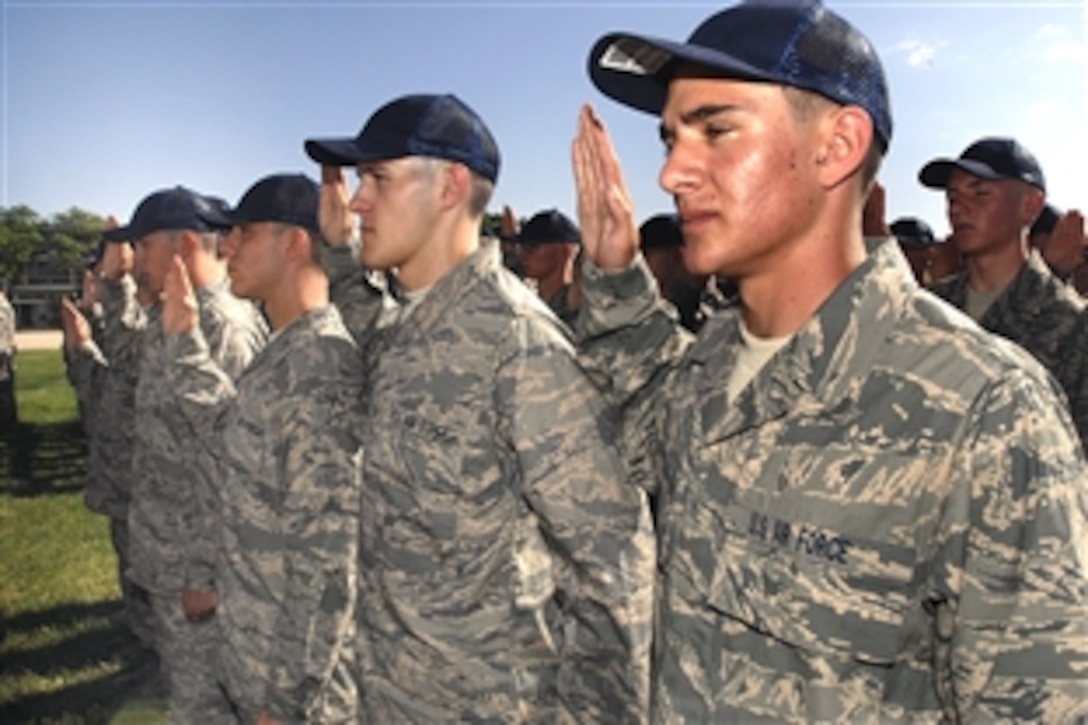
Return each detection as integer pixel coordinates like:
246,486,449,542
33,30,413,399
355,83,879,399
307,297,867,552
2,1,1085,240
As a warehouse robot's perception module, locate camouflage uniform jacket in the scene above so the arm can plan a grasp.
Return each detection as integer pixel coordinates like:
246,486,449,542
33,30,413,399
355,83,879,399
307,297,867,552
929,249,1088,451
575,237,1088,722
128,277,266,594
0,293,14,355
69,277,144,519
326,240,655,723
164,305,361,722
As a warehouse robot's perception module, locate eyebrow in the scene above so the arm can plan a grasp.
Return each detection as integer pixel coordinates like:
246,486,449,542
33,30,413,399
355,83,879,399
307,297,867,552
658,103,741,143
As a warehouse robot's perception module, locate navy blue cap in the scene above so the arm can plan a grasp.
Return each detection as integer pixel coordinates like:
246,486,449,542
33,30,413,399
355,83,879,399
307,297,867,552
517,209,580,245
202,173,320,234
919,137,1046,192
104,186,230,242
890,217,939,249
1030,204,1062,238
84,239,107,268
304,94,501,183
639,214,684,250
587,0,893,152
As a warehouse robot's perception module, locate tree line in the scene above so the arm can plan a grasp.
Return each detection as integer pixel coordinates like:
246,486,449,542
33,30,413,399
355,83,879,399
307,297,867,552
0,205,105,286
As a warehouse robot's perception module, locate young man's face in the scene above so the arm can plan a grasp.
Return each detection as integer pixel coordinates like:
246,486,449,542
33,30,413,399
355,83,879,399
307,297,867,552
349,156,441,284
658,74,824,279
518,242,570,281
219,222,288,302
945,170,1035,258
133,230,177,296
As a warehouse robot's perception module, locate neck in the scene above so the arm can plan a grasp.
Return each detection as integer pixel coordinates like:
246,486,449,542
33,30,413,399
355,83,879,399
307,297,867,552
738,212,866,339
262,266,328,331
964,236,1028,293
399,216,481,292
535,261,573,301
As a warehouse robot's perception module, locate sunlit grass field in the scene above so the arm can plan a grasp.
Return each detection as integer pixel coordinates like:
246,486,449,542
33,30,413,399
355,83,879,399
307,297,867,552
0,349,162,723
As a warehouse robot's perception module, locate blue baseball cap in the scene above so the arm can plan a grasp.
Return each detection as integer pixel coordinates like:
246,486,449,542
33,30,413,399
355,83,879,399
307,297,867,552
890,217,939,249
639,214,684,251
304,94,501,183
919,137,1046,192
104,186,230,242
587,0,893,152
201,173,320,234
517,209,580,246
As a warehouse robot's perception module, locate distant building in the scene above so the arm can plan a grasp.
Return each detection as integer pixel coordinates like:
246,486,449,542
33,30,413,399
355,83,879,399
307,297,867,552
12,250,78,328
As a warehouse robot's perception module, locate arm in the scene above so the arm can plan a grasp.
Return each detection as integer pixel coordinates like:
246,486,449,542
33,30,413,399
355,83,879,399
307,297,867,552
318,164,390,345
933,365,1088,720
498,320,655,723
262,376,360,722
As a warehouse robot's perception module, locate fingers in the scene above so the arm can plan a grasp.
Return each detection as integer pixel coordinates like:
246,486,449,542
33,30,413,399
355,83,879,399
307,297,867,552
573,104,638,270
319,165,356,246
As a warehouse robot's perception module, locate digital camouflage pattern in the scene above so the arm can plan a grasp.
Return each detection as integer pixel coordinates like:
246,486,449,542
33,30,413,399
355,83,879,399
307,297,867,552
69,279,142,520
164,305,362,723
69,276,155,645
126,277,266,595
930,248,1088,451
112,274,265,718
575,237,1088,722
326,240,656,723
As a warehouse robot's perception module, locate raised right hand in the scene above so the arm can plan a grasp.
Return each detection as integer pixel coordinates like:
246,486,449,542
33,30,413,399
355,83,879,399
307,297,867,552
60,297,92,351
319,165,357,246
572,104,639,271
161,256,198,335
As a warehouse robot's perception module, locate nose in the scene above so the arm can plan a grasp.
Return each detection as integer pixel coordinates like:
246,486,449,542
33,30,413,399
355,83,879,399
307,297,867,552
659,140,700,199
219,229,240,259
348,177,372,215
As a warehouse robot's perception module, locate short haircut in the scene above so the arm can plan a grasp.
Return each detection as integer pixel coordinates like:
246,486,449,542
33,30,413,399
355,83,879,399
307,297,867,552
783,86,884,194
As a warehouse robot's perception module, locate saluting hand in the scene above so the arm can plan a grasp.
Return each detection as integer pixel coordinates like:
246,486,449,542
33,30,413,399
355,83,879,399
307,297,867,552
319,165,357,246
100,216,134,283
1042,209,1087,278
501,203,520,240
60,296,92,351
79,269,98,312
573,104,639,271
161,255,198,335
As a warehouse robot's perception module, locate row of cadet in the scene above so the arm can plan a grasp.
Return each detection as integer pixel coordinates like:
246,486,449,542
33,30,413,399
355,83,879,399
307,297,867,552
62,1,1088,723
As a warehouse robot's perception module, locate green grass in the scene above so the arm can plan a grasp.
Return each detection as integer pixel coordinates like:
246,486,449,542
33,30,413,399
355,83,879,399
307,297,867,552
0,350,161,724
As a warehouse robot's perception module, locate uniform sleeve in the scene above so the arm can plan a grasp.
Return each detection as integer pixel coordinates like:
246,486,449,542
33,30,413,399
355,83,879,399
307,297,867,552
65,339,108,436
98,275,146,365
163,327,237,457
321,240,388,347
497,318,656,723
1058,312,1088,454
262,375,360,721
931,365,1088,721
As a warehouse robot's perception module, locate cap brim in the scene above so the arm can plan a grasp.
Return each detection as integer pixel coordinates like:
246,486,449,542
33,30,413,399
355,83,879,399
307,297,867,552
588,32,777,115
195,207,233,230
304,137,370,166
102,225,135,242
919,158,1007,189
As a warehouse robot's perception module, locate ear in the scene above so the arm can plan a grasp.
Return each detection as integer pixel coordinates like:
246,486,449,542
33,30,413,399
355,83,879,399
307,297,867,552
815,105,873,190
282,226,311,263
1020,187,1046,228
439,162,471,211
176,230,200,259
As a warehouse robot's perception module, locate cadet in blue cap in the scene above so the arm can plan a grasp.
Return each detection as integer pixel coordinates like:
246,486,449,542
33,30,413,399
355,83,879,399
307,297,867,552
572,1,1088,721
101,185,268,721
305,93,654,722
922,137,1088,450
516,207,582,325
160,173,362,723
